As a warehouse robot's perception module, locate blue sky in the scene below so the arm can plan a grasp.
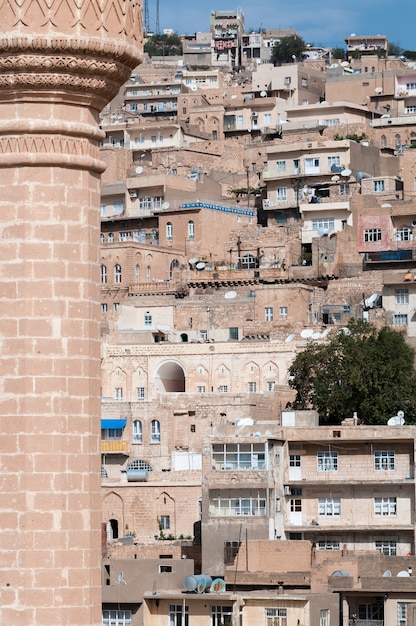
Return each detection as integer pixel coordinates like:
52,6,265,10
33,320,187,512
147,1,415,51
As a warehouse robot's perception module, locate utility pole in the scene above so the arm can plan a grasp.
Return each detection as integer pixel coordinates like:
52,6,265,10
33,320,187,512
156,0,160,35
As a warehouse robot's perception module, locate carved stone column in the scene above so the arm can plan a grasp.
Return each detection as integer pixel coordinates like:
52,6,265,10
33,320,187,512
0,2,142,624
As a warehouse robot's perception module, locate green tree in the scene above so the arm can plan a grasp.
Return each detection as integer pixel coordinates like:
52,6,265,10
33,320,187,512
388,41,403,57
270,35,307,65
144,33,182,57
288,319,416,424
331,47,345,60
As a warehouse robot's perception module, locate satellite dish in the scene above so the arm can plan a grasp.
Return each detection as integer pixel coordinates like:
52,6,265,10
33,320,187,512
312,332,322,339
301,328,314,338
375,86,383,94
330,63,339,68
224,290,237,299
135,166,143,174
398,410,405,418
210,578,226,593
341,169,352,177
285,334,295,343
260,90,267,97
331,175,340,182
397,570,410,577
189,258,198,265
196,262,206,270
338,327,351,335
190,85,197,91
197,577,207,593
332,570,352,577
117,571,127,585
383,570,392,577
162,201,170,209
341,61,349,67
321,328,332,338
387,415,405,426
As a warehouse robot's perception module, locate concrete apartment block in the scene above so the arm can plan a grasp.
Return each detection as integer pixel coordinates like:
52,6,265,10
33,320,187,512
0,1,142,624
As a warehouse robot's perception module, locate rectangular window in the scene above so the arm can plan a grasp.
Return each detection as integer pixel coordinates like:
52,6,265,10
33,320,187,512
218,385,228,393
197,386,206,393
318,497,340,517
375,497,397,516
284,76,291,84
144,314,152,326
266,608,287,626
209,489,267,517
137,387,145,401
169,604,189,626
101,303,108,313
394,314,408,325
364,228,382,242
312,218,335,231
320,609,330,626
276,160,286,172
396,227,412,241
374,180,385,192
276,187,287,202
317,541,340,551
301,77,308,87
200,330,208,341
289,454,301,467
160,515,170,529
398,602,407,626
264,113,272,125
265,307,273,321
102,610,132,626
395,289,409,304
113,303,119,312
290,498,302,512
327,156,341,168
406,105,416,114
267,381,275,391
293,159,300,174
339,183,350,196
211,606,232,626
374,450,395,470
248,382,257,392
375,540,397,556
212,442,266,471
305,157,320,174
325,118,340,126
317,451,338,471
114,387,123,401
229,327,239,340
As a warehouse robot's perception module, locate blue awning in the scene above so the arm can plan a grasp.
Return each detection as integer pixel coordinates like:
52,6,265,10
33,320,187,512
101,419,127,430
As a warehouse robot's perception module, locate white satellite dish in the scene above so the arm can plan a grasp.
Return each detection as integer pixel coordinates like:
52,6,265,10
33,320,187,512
312,332,322,340
321,328,332,338
341,169,352,177
196,262,206,270
341,61,349,67
330,63,339,68
260,90,267,97
162,202,170,209
189,258,198,265
135,166,143,174
338,327,351,335
285,334,295,343
397,570,410,577
331,175,340,182
398,410,405,418
383,570,392,577
387,415,405,426
224,290,237,299
301,328,314,338
190,85,197,91
375,86,383,94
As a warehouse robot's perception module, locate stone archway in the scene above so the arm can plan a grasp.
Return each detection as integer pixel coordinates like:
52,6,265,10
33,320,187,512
155,360,186,392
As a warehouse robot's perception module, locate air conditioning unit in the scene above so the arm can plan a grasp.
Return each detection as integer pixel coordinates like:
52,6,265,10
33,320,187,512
284,485,292,495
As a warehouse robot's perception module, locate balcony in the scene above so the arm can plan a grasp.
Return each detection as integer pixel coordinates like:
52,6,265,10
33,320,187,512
101,440,129,454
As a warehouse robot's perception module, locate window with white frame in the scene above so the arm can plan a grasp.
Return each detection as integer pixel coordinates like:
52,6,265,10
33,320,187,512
276,160,286,172
301,77,308,87
133,420,142,443
395,289,409,304
160,514,170,529
248,382,257,392
339,183,350,196
101,303,108,313
394,314,408,325
284,76,291,84
289,454,301,467
264,113,272,125
327,156,341,169
211,605,232,626
317,451,338,471
212,443,267,471
188,220,195,239
290,498,302,512
166,222,173,240
200,330,208,341
266,609,287,626
108,232,114,243
374,180,385,192
169,604,188,626
209,489,266,516
265,307,273,321
119,231,131,242
325,118,340,126
151,419,160,443
374,450,395,470
102,610,132,626
267,381,275,391
218,385,228,393
280,306,288,318
197,385,206,393
375,540,397,555
113,303,119,312
144,313,152,326
114,264,122,284
312,218,335,231
317,540,340,550
320,609,330,626
364,228,382,242
406,105,416,114
374,497,396,516
114,387,123,401
396,227,412,241
305,157,320,174
318,497,340,517
137,387,145,401
128,459,153,471
397,602,407,626
100,265,107,284
276,187,288,202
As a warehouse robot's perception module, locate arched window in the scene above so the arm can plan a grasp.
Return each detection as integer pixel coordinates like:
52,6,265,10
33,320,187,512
166,222,173,241
146,265,151,282
169,259,180,280
114,264,122,284
151,419,160,443
133,420,142,443
135,264,140,283
188,220,195,239
108,233,114,243
180,333,188,342
100,233,105,243
127,459,153,471
395,133,401,150
381,134,387,149
100,265,107,284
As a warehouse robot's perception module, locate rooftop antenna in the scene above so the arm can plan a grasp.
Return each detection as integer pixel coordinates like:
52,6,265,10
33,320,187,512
143,0,150,34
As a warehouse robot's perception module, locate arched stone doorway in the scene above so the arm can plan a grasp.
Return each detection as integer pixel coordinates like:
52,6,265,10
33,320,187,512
155,360,186,392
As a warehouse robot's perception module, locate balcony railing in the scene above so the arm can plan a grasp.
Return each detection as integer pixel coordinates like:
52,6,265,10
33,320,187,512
101,440,129,453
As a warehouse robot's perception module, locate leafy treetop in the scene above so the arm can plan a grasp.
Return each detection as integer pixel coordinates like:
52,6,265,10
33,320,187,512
288,319,416,425
271,35,307,66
